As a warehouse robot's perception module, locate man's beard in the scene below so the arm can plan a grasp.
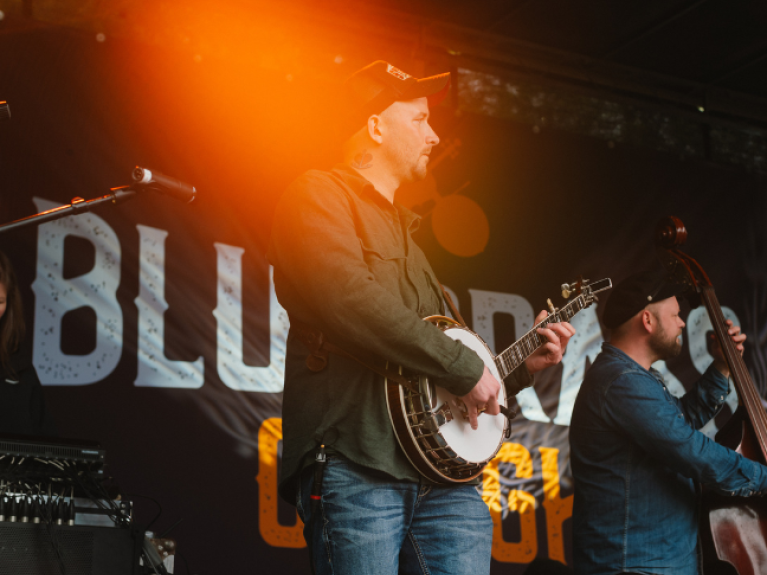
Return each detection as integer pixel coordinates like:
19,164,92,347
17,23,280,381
402,155,428,183
411,159,428,181
649,323,682,360
391,145,428,184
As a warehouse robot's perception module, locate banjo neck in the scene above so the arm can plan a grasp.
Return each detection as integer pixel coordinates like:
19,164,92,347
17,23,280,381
494,280,608,380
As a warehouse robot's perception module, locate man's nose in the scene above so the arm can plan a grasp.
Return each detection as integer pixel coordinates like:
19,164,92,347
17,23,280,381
426,126,439,146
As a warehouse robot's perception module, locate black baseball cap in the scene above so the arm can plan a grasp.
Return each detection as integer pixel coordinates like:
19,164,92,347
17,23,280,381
603,270,687,329
340,61,450,140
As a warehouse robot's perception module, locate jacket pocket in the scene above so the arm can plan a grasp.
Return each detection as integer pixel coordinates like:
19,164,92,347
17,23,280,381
358,236,406,295
358,234,405,261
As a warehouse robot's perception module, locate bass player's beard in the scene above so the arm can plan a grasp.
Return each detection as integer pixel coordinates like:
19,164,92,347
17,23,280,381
649,323,683,361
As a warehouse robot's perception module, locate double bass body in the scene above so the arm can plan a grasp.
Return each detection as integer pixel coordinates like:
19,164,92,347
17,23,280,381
703,410,767,574
656,217,767,575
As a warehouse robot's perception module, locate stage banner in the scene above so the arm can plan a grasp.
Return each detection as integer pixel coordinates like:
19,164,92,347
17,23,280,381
1,27,765,575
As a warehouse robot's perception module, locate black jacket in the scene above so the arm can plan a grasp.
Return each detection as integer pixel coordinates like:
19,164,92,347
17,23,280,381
0,353,58,437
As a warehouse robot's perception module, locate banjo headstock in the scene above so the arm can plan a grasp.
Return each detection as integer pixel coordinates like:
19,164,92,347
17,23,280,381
561,276,612,306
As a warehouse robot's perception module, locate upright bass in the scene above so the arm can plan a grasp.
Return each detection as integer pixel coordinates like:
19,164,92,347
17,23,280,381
656,216,767,575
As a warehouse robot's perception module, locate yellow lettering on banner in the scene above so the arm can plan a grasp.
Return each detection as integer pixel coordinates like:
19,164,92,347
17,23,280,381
540,447,572,563
482,442,537,563
255,417,306,548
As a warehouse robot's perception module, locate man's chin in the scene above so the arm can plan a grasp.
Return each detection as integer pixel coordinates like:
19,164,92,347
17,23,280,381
405,165,428,183
650,336,683,361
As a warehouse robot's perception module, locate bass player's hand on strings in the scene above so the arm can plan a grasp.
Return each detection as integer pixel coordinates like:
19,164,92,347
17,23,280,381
709,319,746,378
460,365,501,430
525,310,576,374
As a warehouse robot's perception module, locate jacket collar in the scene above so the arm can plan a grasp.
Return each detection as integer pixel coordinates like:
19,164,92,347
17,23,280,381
331,163,421,232
601,342,664,382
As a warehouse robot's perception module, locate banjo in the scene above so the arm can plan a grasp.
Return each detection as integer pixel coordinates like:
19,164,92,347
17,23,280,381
386,277,612,483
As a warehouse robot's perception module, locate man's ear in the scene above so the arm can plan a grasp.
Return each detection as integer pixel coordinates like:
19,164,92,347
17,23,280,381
641,309,654,334
367,114,383,144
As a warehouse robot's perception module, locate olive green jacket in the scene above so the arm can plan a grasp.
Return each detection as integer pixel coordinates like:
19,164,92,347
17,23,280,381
268,164,533,503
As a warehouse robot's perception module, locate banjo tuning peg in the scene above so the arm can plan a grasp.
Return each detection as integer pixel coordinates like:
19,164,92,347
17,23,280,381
547,298,557,315
562,276,589,299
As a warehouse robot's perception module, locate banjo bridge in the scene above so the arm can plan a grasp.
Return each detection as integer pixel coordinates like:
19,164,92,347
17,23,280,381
409,403,454,431
433,402,454,426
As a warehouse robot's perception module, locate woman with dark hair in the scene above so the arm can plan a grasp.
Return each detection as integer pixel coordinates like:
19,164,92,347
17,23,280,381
0,250,57,436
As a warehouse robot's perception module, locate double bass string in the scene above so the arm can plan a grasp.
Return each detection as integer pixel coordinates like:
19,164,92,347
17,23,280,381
703,287,767,461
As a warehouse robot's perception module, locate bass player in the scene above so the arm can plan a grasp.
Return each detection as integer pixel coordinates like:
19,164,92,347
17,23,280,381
570,270,767,575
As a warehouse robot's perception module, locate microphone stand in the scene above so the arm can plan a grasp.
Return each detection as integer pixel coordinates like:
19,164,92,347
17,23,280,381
0,186,136,234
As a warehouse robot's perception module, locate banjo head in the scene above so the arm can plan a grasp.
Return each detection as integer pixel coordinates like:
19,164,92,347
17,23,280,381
385,319,511,483
434,325,507,463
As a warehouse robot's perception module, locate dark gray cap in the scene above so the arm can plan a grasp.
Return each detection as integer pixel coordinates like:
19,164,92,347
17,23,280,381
339,61,450,140
603,270,686,329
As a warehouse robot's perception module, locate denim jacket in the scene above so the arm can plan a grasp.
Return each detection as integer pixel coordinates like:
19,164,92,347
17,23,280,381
570,343,767,575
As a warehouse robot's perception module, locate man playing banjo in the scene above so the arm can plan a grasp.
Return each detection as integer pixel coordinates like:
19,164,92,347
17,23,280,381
267,60,575,575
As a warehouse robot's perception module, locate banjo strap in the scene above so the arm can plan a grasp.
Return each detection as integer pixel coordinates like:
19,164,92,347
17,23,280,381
439,283,467,327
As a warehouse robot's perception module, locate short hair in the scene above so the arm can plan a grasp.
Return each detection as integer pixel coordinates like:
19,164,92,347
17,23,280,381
0,251,25,376
609,317,632,340
608,304,660,341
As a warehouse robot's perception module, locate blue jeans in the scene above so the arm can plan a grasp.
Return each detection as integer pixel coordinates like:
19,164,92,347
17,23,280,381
296,456,493,575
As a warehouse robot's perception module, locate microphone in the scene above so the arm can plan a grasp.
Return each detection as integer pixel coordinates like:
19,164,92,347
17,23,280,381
132,166,196,203
0,101,10,122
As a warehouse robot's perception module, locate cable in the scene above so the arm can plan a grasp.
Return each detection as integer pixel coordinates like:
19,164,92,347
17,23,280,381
124,493,163,531
2,456,139,573
54,462,131,528
40,486,67,575
157,517,184,539
174,551,194,575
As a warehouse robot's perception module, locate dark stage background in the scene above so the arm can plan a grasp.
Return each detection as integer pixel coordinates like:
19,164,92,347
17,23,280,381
1,23,766,575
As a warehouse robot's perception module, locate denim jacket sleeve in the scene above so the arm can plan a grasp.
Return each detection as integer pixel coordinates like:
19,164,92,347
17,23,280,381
603,370,767,496
677,364,730,429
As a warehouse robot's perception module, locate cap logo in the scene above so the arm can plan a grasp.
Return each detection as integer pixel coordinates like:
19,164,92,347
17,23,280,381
386,65,411,81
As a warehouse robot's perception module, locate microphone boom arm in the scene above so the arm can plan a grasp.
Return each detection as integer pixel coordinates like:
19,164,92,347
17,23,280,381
0,187,137,234
0,167,196,234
